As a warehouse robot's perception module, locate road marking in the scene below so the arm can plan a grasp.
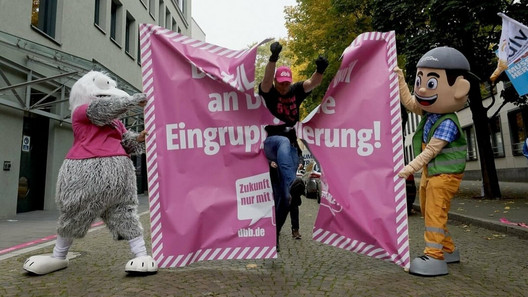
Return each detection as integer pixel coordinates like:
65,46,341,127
0,211,148,261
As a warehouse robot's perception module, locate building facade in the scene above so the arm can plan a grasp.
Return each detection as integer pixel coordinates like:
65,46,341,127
403,82,528,183
0,0,204,219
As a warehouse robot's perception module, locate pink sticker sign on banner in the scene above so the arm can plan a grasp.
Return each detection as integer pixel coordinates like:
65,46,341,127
298,31,410,268
139,24,277,268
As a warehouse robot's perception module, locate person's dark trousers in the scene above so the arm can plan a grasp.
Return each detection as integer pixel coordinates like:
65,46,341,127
269,164,290,249
290,203,299,231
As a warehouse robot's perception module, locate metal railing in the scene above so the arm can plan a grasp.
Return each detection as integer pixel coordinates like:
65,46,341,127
0,30,144,131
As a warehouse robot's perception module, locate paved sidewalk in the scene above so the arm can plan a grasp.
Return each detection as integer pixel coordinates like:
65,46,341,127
0,194,150,257
422,179,528,239
1,180,527,257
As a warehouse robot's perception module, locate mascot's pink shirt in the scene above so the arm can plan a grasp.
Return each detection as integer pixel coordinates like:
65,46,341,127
66,104,129,159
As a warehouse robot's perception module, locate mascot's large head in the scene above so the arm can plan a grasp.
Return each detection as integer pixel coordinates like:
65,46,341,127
69,71,129,115
413,47,470,114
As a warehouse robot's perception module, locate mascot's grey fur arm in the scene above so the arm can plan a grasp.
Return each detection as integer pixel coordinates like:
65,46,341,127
86,93,146,154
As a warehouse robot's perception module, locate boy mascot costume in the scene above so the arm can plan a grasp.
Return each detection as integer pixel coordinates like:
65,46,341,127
23,71,157,275
395,47,470,276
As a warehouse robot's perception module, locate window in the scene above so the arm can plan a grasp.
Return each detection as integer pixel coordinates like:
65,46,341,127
158,0,164,26
177,0,184,12
94,0,100,25
110,1,117,40
149,0,156,18
172,18,177,32
110,0,123,44
137,33,142,65
508,108,528,156
489,116,505,157
31,0,58,38
464,126,477,161
94,0,107,31
165,8,171,29
125,12,136,56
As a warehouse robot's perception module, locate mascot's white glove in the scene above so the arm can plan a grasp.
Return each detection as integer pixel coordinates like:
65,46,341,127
398,138,448,179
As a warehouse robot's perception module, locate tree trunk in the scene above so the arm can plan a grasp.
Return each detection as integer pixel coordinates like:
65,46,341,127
467,76,502,199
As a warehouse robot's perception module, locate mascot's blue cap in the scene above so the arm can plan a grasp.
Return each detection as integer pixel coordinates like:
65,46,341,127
417,46,470,71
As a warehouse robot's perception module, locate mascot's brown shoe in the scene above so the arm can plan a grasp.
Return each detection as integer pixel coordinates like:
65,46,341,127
23,255,68,275
125,255,158,274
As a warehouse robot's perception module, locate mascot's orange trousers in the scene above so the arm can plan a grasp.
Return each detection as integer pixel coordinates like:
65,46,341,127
418,165,463,259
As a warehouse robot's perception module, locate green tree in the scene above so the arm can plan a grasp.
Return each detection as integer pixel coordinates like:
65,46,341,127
284,0,372,118
371,0,528,199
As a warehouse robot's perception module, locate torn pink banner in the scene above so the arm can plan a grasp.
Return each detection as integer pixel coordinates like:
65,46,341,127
140,24,410,269
298,31,410,269
139,24,276,268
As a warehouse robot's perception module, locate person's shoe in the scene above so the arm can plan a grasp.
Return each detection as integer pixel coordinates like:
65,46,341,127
409,255,448,277
292,229,302,239
290,178,305,206
444,249,460,264
23,255,69,275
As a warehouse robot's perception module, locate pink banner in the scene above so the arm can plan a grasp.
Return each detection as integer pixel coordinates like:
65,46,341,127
298,32,410,268
140,24,277,267
140,24,409,269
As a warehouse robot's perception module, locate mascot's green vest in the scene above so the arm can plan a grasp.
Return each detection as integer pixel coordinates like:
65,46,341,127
412,113,467,176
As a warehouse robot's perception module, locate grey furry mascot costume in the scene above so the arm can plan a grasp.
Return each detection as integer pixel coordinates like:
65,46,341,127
23,71,157,275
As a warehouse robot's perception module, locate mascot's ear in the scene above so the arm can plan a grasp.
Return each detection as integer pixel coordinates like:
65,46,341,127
454,77,470,100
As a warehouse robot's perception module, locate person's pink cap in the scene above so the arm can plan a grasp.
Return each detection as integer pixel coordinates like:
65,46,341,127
275,66,293,83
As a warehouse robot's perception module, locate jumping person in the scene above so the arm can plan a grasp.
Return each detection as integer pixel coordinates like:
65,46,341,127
259,41,328,251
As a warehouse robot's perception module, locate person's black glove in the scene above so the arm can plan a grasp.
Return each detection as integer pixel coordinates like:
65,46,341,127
315,55,329,74
269,42,282,62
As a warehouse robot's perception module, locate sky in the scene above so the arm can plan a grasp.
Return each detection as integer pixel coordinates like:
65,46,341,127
192,0,297,50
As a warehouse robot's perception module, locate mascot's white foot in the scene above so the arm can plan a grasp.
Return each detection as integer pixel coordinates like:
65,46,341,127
444,249,460,264
23,255,68,275
125,255,158,274
409,255,448,277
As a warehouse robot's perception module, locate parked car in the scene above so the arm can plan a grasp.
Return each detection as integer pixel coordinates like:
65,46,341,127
296,139,322,203
299,160,322,203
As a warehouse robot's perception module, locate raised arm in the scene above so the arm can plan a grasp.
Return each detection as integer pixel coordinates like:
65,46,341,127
260,42,282,93
86,93,147,126
303,55,328,92
394,67,423,115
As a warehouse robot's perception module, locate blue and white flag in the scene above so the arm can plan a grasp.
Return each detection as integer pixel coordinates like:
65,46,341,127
490,13,528,82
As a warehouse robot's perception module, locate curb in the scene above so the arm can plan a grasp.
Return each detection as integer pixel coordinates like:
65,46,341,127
412,204,528,240
448,212,528,240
